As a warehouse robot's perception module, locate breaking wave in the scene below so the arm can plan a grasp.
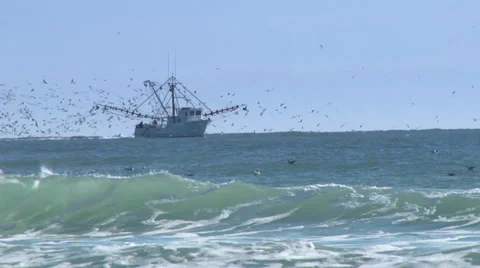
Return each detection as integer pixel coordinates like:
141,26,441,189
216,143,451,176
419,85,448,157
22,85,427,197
1,171,480,237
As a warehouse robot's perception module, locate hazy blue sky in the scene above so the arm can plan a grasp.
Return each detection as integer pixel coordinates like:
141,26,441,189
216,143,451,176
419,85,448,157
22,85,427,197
0,1,479,136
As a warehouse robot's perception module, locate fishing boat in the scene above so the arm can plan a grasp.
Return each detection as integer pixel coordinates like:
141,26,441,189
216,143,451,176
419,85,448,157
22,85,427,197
94,75,241,138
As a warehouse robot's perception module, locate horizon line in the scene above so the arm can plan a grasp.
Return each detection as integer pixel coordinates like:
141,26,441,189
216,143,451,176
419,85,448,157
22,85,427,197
1,127,479,140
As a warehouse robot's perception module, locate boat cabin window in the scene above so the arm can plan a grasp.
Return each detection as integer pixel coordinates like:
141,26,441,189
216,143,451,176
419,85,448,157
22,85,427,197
196,111,201,115
178,118,181,123
190,111,194,116
185,112,188,116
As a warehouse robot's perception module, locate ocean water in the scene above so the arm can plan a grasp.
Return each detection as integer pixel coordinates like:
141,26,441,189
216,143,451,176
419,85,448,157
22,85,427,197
1,130,480,267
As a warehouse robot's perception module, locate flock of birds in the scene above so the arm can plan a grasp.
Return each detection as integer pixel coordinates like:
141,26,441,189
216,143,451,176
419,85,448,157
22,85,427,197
0,74,181,138
0,73,349,137
0,72,478,138
1,78,109,137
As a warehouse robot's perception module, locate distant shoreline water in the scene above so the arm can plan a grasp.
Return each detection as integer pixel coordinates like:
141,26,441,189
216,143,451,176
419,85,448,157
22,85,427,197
1,126,479,140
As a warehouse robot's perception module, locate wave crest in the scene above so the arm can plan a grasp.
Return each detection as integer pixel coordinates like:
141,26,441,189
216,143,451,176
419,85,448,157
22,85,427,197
1,173,480,236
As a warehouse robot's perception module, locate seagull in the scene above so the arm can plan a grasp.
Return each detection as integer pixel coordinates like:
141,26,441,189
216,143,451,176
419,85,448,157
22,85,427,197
253,169,260,176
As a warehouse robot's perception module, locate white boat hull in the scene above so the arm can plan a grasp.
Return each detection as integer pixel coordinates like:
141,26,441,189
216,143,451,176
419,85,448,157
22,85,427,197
134,119,210,138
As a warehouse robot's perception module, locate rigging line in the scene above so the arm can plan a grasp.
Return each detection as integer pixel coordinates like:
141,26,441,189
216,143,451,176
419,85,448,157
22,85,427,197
173,85,193,106
162,89,171,112
149,79,171,116
152,103,163,118
174,87,192,109
132,91,156,111
146,91,163,118
176,81,213,112
134,79,171,112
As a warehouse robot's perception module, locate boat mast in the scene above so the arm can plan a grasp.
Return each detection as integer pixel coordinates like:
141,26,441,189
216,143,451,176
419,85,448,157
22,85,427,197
169,77,176,121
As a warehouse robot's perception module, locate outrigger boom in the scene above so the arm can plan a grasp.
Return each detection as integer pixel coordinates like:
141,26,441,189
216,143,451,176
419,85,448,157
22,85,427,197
91,104,162,121
92,103,241,119
92,75,243,138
